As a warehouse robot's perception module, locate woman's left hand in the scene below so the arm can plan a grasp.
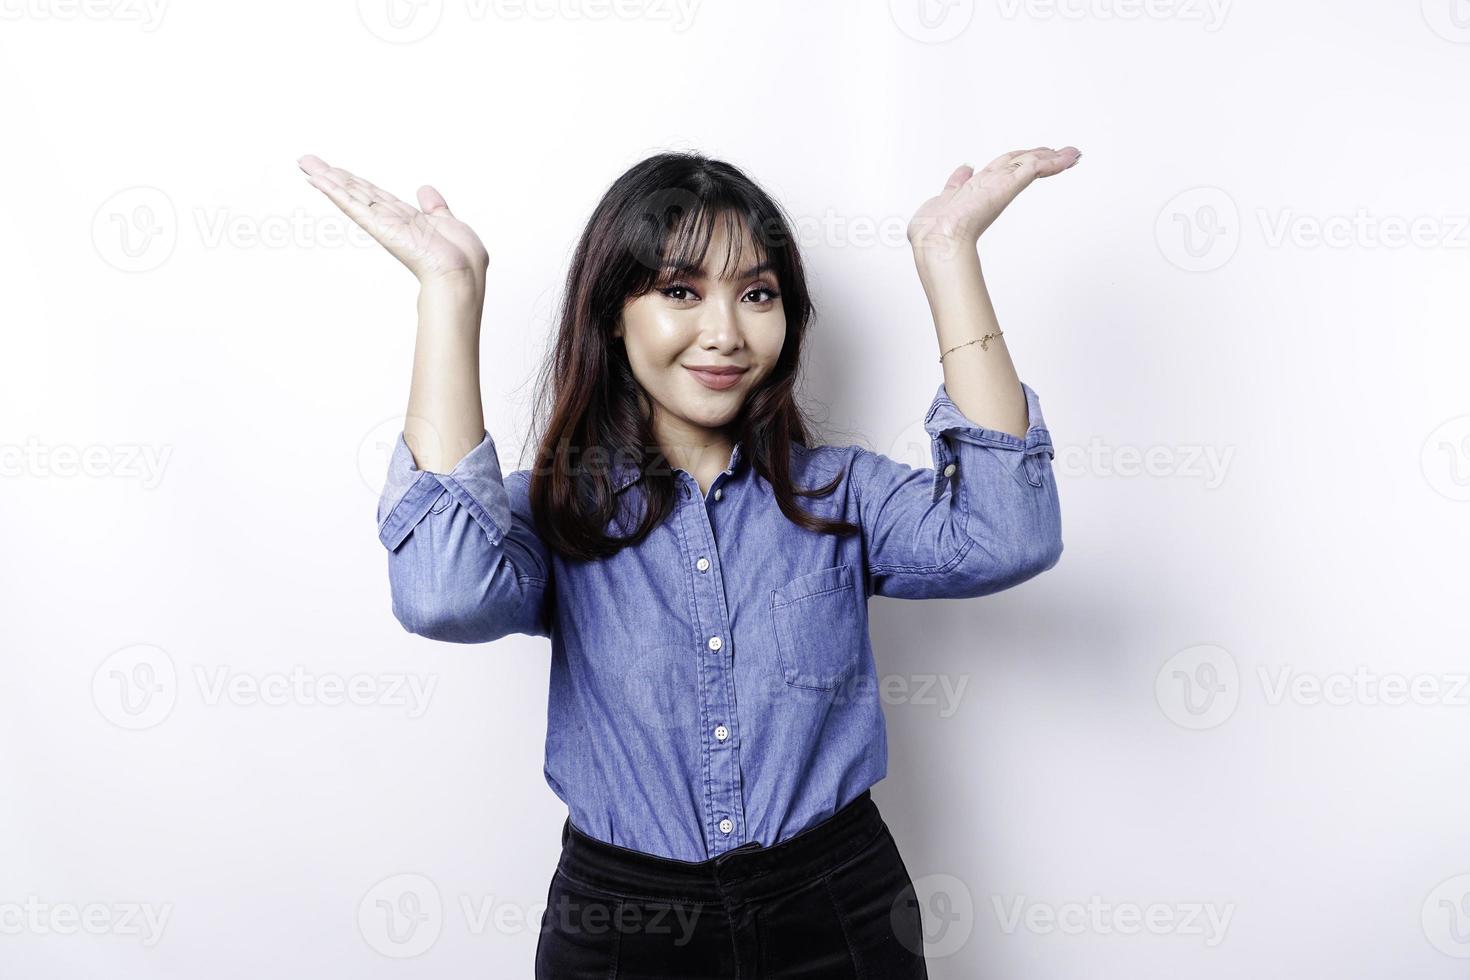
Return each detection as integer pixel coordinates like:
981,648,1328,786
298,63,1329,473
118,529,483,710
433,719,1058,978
907,146,1081,258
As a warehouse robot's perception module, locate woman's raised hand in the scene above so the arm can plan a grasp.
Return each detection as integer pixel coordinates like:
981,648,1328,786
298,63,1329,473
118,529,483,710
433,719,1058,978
907,146,1081,258
298,154,489,292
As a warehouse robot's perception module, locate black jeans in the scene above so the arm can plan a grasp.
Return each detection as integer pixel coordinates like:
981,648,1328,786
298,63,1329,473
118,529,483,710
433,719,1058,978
534,789,928,979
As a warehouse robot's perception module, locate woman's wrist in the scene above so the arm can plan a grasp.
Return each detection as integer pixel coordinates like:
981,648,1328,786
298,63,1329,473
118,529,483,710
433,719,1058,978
910,235,979,279
417,273,485,330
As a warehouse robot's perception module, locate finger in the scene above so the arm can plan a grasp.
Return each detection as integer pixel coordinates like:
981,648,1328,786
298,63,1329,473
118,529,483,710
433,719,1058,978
320,169,419,224
304,171,383,234
335,169,419,217
417,184,452,216
297,153,330,177
981,149,1036,174
1031,146,1082,178
943,163,974,191
300,157,418,219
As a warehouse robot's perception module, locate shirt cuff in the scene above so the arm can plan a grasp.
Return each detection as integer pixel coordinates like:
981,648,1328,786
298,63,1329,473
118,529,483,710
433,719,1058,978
376,430,514,551
922,381,1055,500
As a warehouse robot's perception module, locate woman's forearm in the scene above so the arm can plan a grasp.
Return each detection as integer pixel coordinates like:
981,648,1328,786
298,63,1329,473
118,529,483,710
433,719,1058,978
403,276,487,474
913,244,1029,440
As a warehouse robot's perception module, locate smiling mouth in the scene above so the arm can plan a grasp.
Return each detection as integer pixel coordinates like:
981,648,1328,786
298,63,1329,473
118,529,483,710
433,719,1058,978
684,366,747,391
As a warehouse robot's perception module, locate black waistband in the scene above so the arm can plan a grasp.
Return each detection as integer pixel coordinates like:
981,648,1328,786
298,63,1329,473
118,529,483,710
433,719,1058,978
555,790,883,905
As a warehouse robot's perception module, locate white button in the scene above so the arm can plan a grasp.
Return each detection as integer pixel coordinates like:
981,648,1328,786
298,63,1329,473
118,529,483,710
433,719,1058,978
696,557,710,572
708,636,722,651
719,818,733,834
713,487,723,501
943,462,957,477
714,724,729,742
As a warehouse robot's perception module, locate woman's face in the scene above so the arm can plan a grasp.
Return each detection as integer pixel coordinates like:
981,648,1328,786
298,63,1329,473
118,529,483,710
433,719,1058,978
615,217,785,461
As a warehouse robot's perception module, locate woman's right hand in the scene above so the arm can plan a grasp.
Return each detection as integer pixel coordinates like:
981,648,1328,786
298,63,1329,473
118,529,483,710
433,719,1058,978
298,153,488,294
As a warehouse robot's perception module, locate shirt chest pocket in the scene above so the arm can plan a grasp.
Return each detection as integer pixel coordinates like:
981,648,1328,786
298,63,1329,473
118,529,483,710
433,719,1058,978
769,563,866,692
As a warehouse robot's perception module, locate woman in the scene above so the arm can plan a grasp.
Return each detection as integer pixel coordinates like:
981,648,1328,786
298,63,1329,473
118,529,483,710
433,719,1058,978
300,145,1077,978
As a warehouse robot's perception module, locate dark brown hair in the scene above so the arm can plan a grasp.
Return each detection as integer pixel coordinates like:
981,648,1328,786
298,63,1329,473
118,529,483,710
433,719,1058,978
525,150,860,562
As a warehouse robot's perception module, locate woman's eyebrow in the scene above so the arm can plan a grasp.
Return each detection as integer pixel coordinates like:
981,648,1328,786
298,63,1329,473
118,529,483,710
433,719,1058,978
664,259,774,280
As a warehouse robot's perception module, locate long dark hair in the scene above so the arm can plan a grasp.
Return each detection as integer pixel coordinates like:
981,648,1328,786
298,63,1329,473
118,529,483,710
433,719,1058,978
525,150,860,562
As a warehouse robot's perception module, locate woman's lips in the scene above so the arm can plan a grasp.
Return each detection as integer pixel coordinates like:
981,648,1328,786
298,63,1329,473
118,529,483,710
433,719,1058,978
685,367,746,391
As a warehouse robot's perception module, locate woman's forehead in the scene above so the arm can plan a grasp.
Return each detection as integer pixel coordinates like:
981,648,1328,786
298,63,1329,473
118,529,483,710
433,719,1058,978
662,205,772,268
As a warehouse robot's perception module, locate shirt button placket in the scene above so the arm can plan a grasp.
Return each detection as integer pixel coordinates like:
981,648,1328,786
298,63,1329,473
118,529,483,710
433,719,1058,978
680,472,745,853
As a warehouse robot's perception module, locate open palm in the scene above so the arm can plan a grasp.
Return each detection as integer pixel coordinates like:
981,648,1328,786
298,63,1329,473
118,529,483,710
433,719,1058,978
298,153,488,289
908,146,1081,257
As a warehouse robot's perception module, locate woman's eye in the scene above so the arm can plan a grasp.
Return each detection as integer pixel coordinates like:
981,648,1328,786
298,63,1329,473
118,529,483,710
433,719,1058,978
745,286,779,303
659,284,697,302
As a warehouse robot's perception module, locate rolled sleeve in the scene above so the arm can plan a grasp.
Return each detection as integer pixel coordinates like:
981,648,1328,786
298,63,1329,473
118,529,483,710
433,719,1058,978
377,431,512,552
375,430,552,642
856,380,1063,600
923,380,1054,501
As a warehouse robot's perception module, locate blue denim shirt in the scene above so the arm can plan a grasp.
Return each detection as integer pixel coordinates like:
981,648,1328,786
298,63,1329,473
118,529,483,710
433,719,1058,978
376,380,1062,861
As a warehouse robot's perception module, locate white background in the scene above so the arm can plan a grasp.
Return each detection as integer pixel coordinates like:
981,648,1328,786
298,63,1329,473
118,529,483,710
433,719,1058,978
3,0,1468,976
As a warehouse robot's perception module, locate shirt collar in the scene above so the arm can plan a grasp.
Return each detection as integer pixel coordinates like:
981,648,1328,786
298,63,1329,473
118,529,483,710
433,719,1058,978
612,439,747,494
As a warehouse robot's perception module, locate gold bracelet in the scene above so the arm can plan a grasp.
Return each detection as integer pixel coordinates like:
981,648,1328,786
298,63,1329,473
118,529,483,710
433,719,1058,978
939,330,1003,362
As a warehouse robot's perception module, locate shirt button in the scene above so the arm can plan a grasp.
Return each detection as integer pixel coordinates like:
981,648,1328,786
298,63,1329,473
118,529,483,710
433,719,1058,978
719,818,733,834
708,636,722,651
696,557,710,572
714,724,729,742
943,462,957,477
713,487,723,501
